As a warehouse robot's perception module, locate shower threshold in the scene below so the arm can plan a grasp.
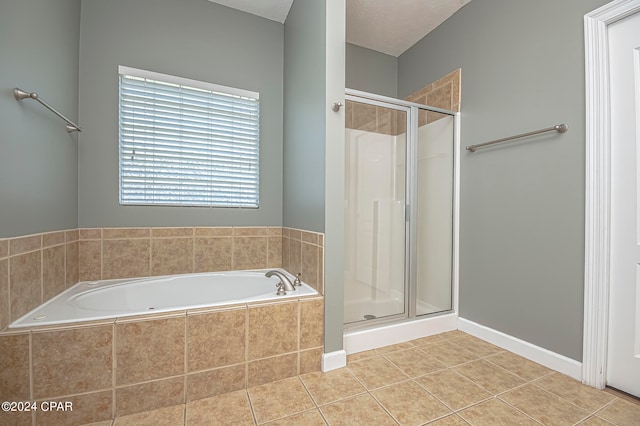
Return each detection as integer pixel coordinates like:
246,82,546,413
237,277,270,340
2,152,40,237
344,311,458,355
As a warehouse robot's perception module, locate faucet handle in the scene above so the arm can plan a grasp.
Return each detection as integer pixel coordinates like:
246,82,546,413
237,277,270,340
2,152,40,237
275,281,287,295
294,273,302,286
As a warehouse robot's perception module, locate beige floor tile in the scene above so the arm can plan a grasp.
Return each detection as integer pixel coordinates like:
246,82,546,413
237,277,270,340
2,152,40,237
409,334,446,347
382,348,446,378
577,416,615,425
420,340,478,367
319,393,397,426
534,373,616,413
416,369,492,410
500,384,590,426
427,414,472,425
458,398,539,426
375,342,415,354
454,359,525,394
263,409,327,425
346,349,379,363
247,377,315,424
79,422,113,426
186,390,254,426
597,398,640,426
300,368,366,405
347,354,409,390
113,405,185,426
439,330,469,340
450,336,503,357
485,351,552,381
372,380,452,425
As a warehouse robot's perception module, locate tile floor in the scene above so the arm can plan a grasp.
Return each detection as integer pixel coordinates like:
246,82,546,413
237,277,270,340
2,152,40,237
90,330,640,426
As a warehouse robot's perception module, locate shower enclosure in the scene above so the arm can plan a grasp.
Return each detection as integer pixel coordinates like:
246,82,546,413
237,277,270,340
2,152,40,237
344,89,457,328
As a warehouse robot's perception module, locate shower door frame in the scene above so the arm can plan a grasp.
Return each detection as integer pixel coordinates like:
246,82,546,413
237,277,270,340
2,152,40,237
344,88,461,331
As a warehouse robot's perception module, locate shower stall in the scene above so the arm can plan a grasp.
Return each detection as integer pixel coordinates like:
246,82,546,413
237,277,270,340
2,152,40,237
343,89,458,332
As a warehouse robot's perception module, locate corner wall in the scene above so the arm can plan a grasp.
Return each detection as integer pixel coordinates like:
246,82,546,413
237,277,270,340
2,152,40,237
0,0,80,238
398,0,610,361
346,43,397,98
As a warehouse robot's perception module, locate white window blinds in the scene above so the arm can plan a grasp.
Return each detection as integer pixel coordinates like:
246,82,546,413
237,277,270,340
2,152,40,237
118,66,260,208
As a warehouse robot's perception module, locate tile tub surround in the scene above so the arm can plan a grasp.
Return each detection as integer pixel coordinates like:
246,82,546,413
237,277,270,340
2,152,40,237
0,296,324,424
45,330,640,426
0,230,79,331
77,226,324,294
1,226,325,333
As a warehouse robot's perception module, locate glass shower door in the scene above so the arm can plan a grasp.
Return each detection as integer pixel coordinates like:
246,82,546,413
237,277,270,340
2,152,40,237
343,99,408,325
414,110,455,316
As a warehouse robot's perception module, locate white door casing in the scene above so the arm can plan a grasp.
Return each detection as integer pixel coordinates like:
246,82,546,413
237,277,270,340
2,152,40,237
607,10,640,396
583,0,640,391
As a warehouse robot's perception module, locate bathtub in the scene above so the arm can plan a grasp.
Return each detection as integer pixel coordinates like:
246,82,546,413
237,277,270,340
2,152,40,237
9,268,318,329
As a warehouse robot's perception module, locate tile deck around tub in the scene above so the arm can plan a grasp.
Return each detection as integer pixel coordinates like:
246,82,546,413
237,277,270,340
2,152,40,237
77,331,640,426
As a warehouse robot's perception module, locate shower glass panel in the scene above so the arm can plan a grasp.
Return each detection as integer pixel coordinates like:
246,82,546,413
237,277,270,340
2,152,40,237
344,90,456,329
343,99,408,324
415,110,454,316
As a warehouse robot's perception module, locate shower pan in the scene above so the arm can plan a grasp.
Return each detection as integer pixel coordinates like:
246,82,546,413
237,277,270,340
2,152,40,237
343,89,458,332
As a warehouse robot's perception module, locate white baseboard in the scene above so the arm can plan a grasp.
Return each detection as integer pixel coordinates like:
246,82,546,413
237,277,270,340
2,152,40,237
458,318,583,380
321,350,347,372
344,313,458,355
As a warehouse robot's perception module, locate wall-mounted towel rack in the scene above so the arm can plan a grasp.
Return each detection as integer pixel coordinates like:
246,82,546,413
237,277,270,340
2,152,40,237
465,123,568,152
14,88,82,133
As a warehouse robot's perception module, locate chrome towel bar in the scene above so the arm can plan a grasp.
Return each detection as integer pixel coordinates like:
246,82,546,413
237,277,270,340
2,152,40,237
466,123,568,152
14,88,82,133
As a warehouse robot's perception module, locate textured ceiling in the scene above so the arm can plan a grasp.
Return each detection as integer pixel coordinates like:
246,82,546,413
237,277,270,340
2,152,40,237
347,0,471,56
208,0,294,23
208,0,471,57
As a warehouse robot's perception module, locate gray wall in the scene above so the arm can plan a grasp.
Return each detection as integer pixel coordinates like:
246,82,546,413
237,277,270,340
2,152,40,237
0,0,80,238
282,0,326,233
398,0,610,361
78,0,284,228
346,43,397,98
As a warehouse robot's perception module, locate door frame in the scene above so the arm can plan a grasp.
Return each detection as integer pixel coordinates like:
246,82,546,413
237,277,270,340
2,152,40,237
583,0,640,389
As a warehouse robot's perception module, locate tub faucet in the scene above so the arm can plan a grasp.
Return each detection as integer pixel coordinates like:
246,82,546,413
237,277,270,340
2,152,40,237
265,270,296,293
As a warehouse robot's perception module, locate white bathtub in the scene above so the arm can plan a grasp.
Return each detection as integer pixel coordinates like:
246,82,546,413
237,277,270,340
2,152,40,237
9,268,318,329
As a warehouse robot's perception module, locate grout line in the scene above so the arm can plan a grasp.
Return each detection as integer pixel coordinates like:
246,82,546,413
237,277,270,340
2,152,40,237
191,233,195,273
112,322,117,420
6,256,11,330
244,389,258,425
39,246,43,306
28,331,34,411
183,312,188,406
244,307,249,390
495,395,546,425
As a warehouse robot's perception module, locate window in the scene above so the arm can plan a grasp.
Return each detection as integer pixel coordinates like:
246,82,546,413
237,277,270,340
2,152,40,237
118,66,260,207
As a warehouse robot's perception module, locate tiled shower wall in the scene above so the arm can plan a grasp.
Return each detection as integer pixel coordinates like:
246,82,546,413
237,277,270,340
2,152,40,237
404,68,461,113
0,226,324,332
346,68,461,136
